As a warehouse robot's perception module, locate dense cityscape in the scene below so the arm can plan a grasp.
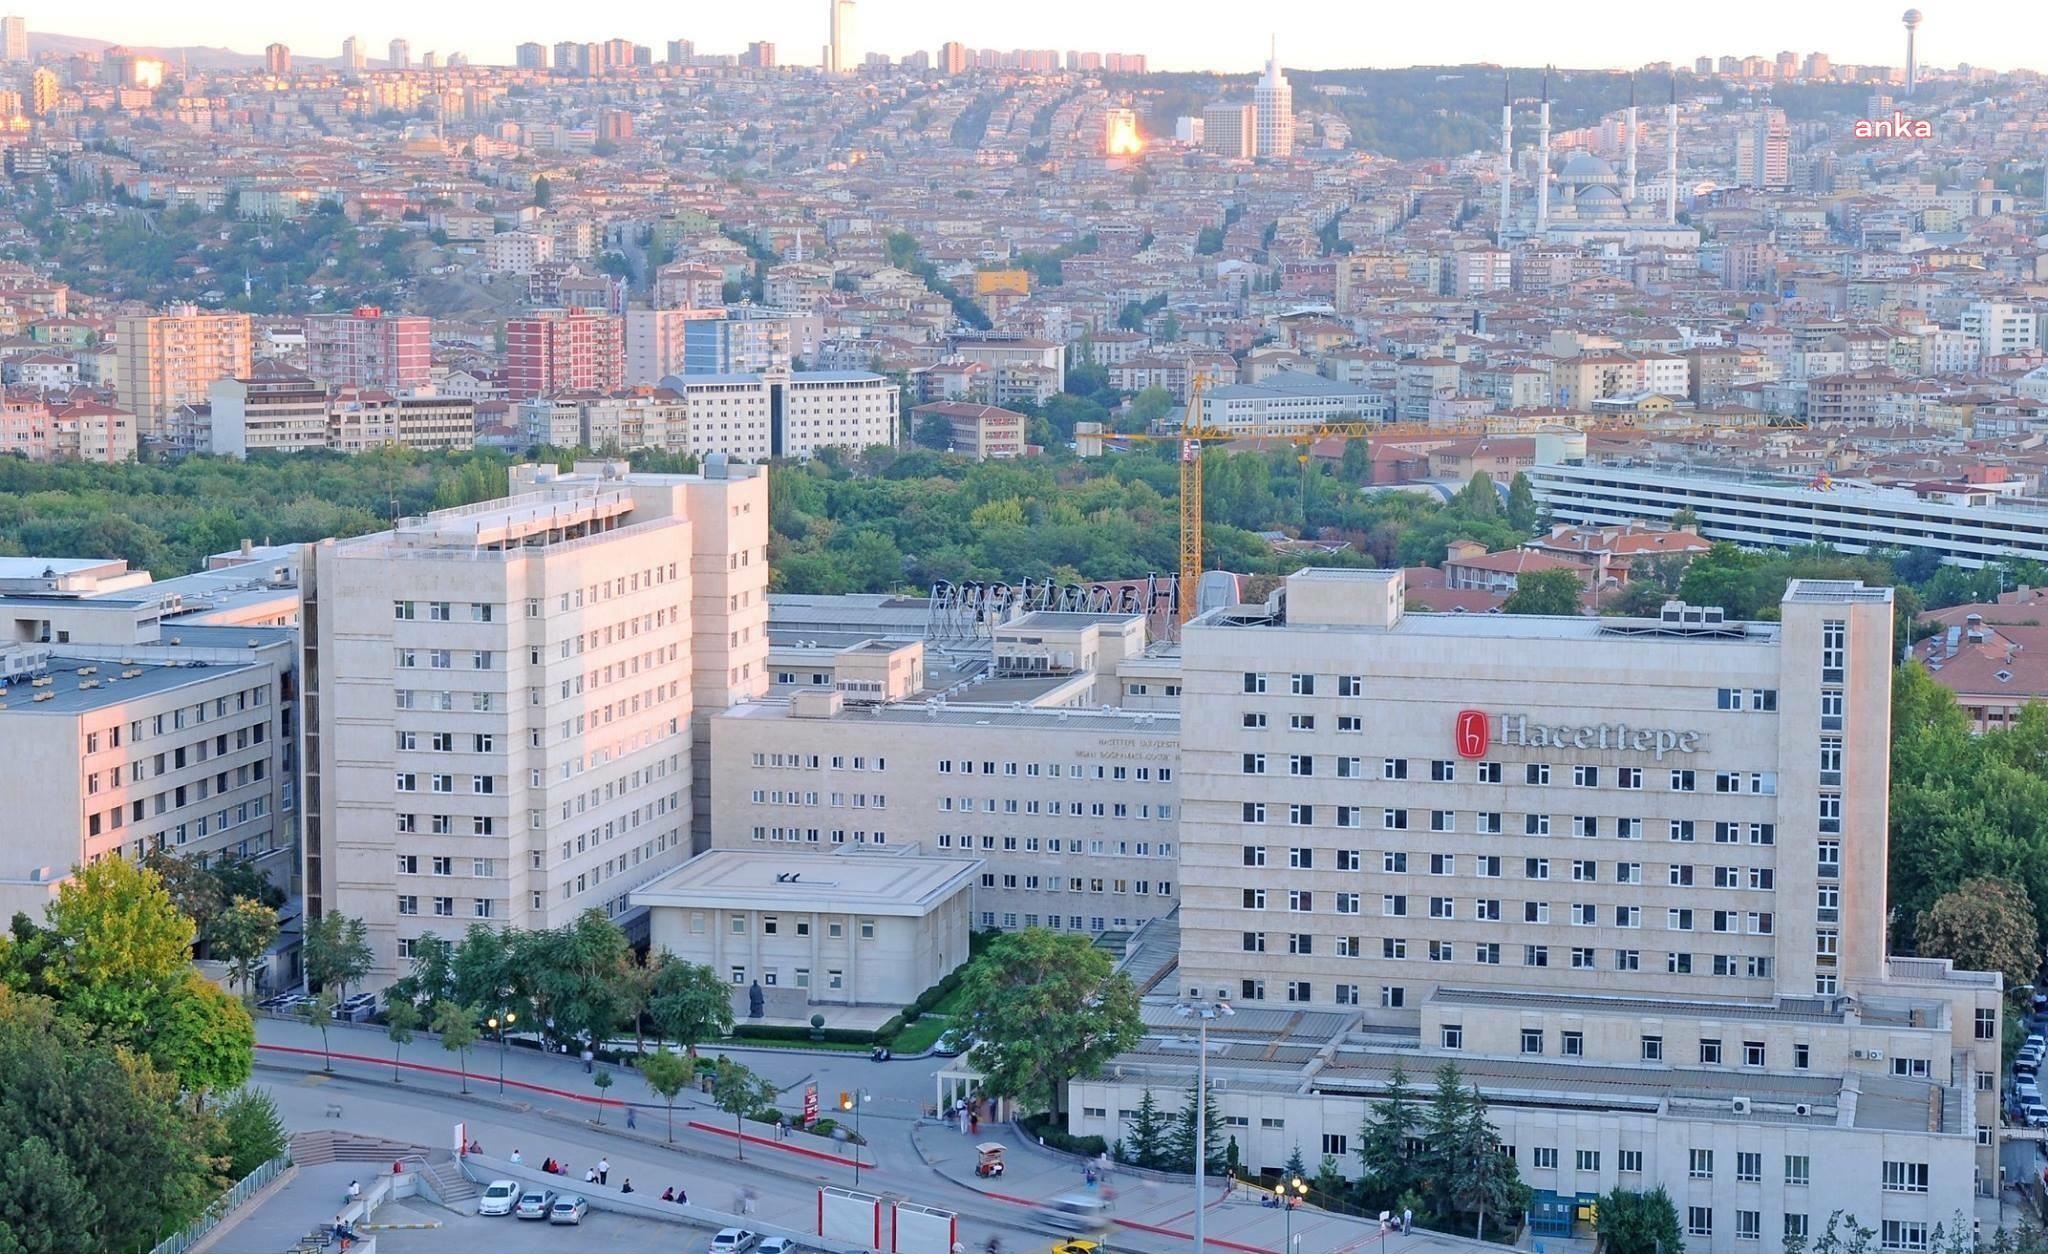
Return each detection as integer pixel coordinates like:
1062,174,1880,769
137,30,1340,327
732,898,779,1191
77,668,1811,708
2,4,2048,1253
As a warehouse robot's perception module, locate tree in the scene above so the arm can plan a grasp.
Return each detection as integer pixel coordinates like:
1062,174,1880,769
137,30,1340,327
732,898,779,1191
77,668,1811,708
709,1056,778,1161
139,849,229,940
1916,877,2039,995
38,856,194,1043
387,932,456,1012
645,954,735,1057
1452,471,1501,520
1127,386,1175,431
0,1134,103,1254
533,175,553,207
593,1068,615,1124
1419,1063,1475,1220
302,911,372,999
1448,1085,1524,1239
1502,567,1584,616
519,910,632,1054
432,1001,478,1094
1669,506,1700,529
148,972,255,1096
1505,472,1539,531
1359,1064,1421,1207
1339,438,1371,485
212,1087,288,1178
386,999,420,1082
1592,1186,1681,1254
1809,1211,1876,1254
641,1050,692,1143
1163,1081,1225,1173
960,928,1142,1120
914,413,955,450
1282,1144,1308,1180
299,990,339,1071
1123,1088,1170,1168
210,897,279,999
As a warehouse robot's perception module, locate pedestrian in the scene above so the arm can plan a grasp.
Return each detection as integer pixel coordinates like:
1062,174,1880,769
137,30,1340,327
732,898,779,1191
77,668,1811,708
677,1189,688,1206
585,1167,598,1185
626,1106,638,1130
621,1179,634,1195
1402,1208,1412,1234
970,1112,980,1135
582,1047,595,1074
598,1157,611,1186
346,1179,361,1201
509,1148,522,1165
662,1187,675,1202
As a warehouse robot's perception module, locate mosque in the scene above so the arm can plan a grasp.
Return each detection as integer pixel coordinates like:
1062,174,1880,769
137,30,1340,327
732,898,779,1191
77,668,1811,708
1502,70,1700,248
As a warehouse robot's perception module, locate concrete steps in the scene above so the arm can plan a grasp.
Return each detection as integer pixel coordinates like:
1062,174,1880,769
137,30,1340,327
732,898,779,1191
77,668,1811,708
424,1160,478,1205
291,1130,424,1166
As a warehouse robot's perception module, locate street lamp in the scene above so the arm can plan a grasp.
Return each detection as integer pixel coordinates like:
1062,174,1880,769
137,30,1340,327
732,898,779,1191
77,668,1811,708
1174,998,1233,1254
1275,1176,1307,1254
486,1009,517,1093
840,1089,869,1185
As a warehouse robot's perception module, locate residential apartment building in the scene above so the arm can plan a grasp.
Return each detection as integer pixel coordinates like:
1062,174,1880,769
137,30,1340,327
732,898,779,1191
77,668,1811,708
1070,567,2001,1244
327,388,477,453
779,370,898,457
300,459,769,980
1960,300,2038,361
505,309,625,401
625,308,722,384
1206,370,1387,434
0,556,299,918
210,365,332,457
1203,103,1255,159
911,400,1027,460
115,307,253,438
304,308,432,393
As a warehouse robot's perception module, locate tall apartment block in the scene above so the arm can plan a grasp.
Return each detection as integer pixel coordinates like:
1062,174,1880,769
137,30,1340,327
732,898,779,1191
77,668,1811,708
1070,569,2002,1242
301,460,767,980
505,309,625,401
305,308,432,393
115,307,253,439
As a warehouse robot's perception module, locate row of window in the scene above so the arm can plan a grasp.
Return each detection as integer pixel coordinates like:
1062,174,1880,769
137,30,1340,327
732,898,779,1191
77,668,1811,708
1240,804,1778,843
1250,845,1788,886
1234,943,1776,987
944,834,1171,857
1239,754,1777,795
751,752,888,771
932,759,1171,782
986,873,1170,895
111,686,271,746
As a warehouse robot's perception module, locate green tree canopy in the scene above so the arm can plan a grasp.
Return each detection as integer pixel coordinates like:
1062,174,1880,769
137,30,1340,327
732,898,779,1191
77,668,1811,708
646,955,735,1056
959,928,1142,1119
1916,877,2040,995
1593,1186,1682,1254
1502,567,1584,616
302,911,372,998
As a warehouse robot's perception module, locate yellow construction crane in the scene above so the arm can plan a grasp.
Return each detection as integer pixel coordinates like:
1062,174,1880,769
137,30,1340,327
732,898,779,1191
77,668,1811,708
1115,404,1805,624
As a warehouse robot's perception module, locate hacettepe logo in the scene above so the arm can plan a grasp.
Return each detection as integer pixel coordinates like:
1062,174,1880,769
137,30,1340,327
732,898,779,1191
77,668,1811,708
1454,709,1489,759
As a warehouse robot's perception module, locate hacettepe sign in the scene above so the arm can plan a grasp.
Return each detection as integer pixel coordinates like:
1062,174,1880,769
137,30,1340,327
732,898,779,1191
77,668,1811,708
1455,710,1704,760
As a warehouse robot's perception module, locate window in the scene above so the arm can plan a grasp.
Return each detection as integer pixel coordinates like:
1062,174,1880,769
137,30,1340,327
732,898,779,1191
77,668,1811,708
1382,757,1408,780
1379,986,1404,1008
1743,1040,1766,1067
1338,675,1363,696
1441,1025,1463,1049
1572,764,1599,788
1786,1216,1810,1243
1687,1208,1712,1238
1561,1031,1584,1057
1641,1035,1663,1061
1699,1038,1722,1064
1785,1155,1810,1186
1880,1222,1929,1252
1736,1211,1761,1242
1520,1029,1543,1055
1531,1147,1558,1169
1736,1151,1761,1182
1243,672,1268,694
1880,1161,1929,1193
1289,673,1315,695
1321,1133,1349,1156
1688,1148,1713,1179
1525,763,1550,785
1618,1149,1643,1173
1575,1149,1600,1171
1976,1007,1997,1041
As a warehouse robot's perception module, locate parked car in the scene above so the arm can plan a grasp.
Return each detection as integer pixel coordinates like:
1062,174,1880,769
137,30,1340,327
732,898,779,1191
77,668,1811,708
2025,1103,2048,1128
514,1189,557,1220
932,1028,971,1057
759,1238,801,1254
477,1181,520,1217
548,1195,589,1226
710,1229,761,1254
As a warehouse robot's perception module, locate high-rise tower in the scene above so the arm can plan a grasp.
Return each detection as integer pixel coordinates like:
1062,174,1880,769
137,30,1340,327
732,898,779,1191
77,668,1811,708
1536,68,1551,231
1498,74,1513,237
826,0,856,73
1623,75,1639,204
1666,75,1680,223
1902,9,1922,95
1253,37,1293,159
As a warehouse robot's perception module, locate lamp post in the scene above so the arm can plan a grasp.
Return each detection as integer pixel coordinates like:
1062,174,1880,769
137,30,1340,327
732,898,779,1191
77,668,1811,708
1174,999,1233,1254
1275,1176,1306,1254
486,1009,517,1093
841,1089,869,1185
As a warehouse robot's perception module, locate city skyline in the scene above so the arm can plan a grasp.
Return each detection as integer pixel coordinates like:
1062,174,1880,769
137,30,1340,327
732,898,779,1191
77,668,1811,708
9,0,2039,74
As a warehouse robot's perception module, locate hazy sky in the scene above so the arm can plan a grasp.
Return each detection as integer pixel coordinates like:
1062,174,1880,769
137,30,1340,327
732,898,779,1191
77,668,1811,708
16,0,2044,74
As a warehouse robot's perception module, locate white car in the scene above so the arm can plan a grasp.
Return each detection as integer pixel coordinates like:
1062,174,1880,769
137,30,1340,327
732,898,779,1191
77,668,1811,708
477,1180,521,1216
761,1239,802,1254
711,1229,761,1254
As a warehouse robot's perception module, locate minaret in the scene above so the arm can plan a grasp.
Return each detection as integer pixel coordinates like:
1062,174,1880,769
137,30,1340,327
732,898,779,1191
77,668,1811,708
1499,74,1513,238
1536,67,1551,232
1623,75,1639,207
1665,74,1679,224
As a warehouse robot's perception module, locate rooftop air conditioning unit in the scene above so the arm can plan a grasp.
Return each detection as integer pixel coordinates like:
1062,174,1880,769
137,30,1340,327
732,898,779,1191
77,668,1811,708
1731,1096,1751,1114
1794,1103,1812,1117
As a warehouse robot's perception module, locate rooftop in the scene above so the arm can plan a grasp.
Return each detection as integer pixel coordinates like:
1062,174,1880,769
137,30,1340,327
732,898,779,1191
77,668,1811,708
630,847,981,917
0,653,259,715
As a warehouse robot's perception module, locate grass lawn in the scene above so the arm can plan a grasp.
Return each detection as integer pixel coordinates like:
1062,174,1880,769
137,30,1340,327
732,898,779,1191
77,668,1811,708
712,1036,875,1053
889,1014,952,1054
929,984,971,1016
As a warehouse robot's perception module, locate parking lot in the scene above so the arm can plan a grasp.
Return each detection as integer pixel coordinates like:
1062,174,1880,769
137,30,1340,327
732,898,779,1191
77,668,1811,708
369,1197,708,1253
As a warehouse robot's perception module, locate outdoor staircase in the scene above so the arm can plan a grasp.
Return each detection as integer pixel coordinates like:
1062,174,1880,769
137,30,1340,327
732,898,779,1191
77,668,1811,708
290,1131,427,1166
422,1160,478,1208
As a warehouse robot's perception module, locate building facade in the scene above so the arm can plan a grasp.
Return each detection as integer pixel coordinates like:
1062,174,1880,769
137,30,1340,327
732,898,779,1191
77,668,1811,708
300,460,769,980
505,309,625,401
116,307,253,438
305,308,432,393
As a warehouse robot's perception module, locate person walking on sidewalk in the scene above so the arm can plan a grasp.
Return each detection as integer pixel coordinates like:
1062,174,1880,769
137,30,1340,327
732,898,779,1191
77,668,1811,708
582,1047,595,1074
598,1157,610,1186
626,1107,638,1130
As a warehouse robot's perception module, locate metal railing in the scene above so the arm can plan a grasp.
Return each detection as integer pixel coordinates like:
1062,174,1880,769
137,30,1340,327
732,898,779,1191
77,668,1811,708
144,1150,293,1254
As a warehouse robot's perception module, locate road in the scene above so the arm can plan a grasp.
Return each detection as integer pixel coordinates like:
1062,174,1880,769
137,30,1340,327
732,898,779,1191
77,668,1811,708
253,1015,1484,1254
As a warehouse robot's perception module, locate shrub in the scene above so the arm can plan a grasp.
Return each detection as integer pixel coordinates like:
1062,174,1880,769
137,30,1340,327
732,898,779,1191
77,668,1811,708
1020,1112,1107,1157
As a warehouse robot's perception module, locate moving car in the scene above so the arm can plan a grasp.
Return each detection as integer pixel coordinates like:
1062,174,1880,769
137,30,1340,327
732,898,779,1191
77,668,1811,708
477,1180,521,1217
514,1189,557,1220
1053,1240,1104,1254
710,1229,761,1254
1039,1196,1111,1236
548,1195,589,1226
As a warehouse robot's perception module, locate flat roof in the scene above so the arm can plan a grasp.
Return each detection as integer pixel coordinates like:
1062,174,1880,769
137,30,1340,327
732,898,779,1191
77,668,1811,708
630,848,981,917
0,654,259,715
720,698,1178,734
1432,986,1932,1028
